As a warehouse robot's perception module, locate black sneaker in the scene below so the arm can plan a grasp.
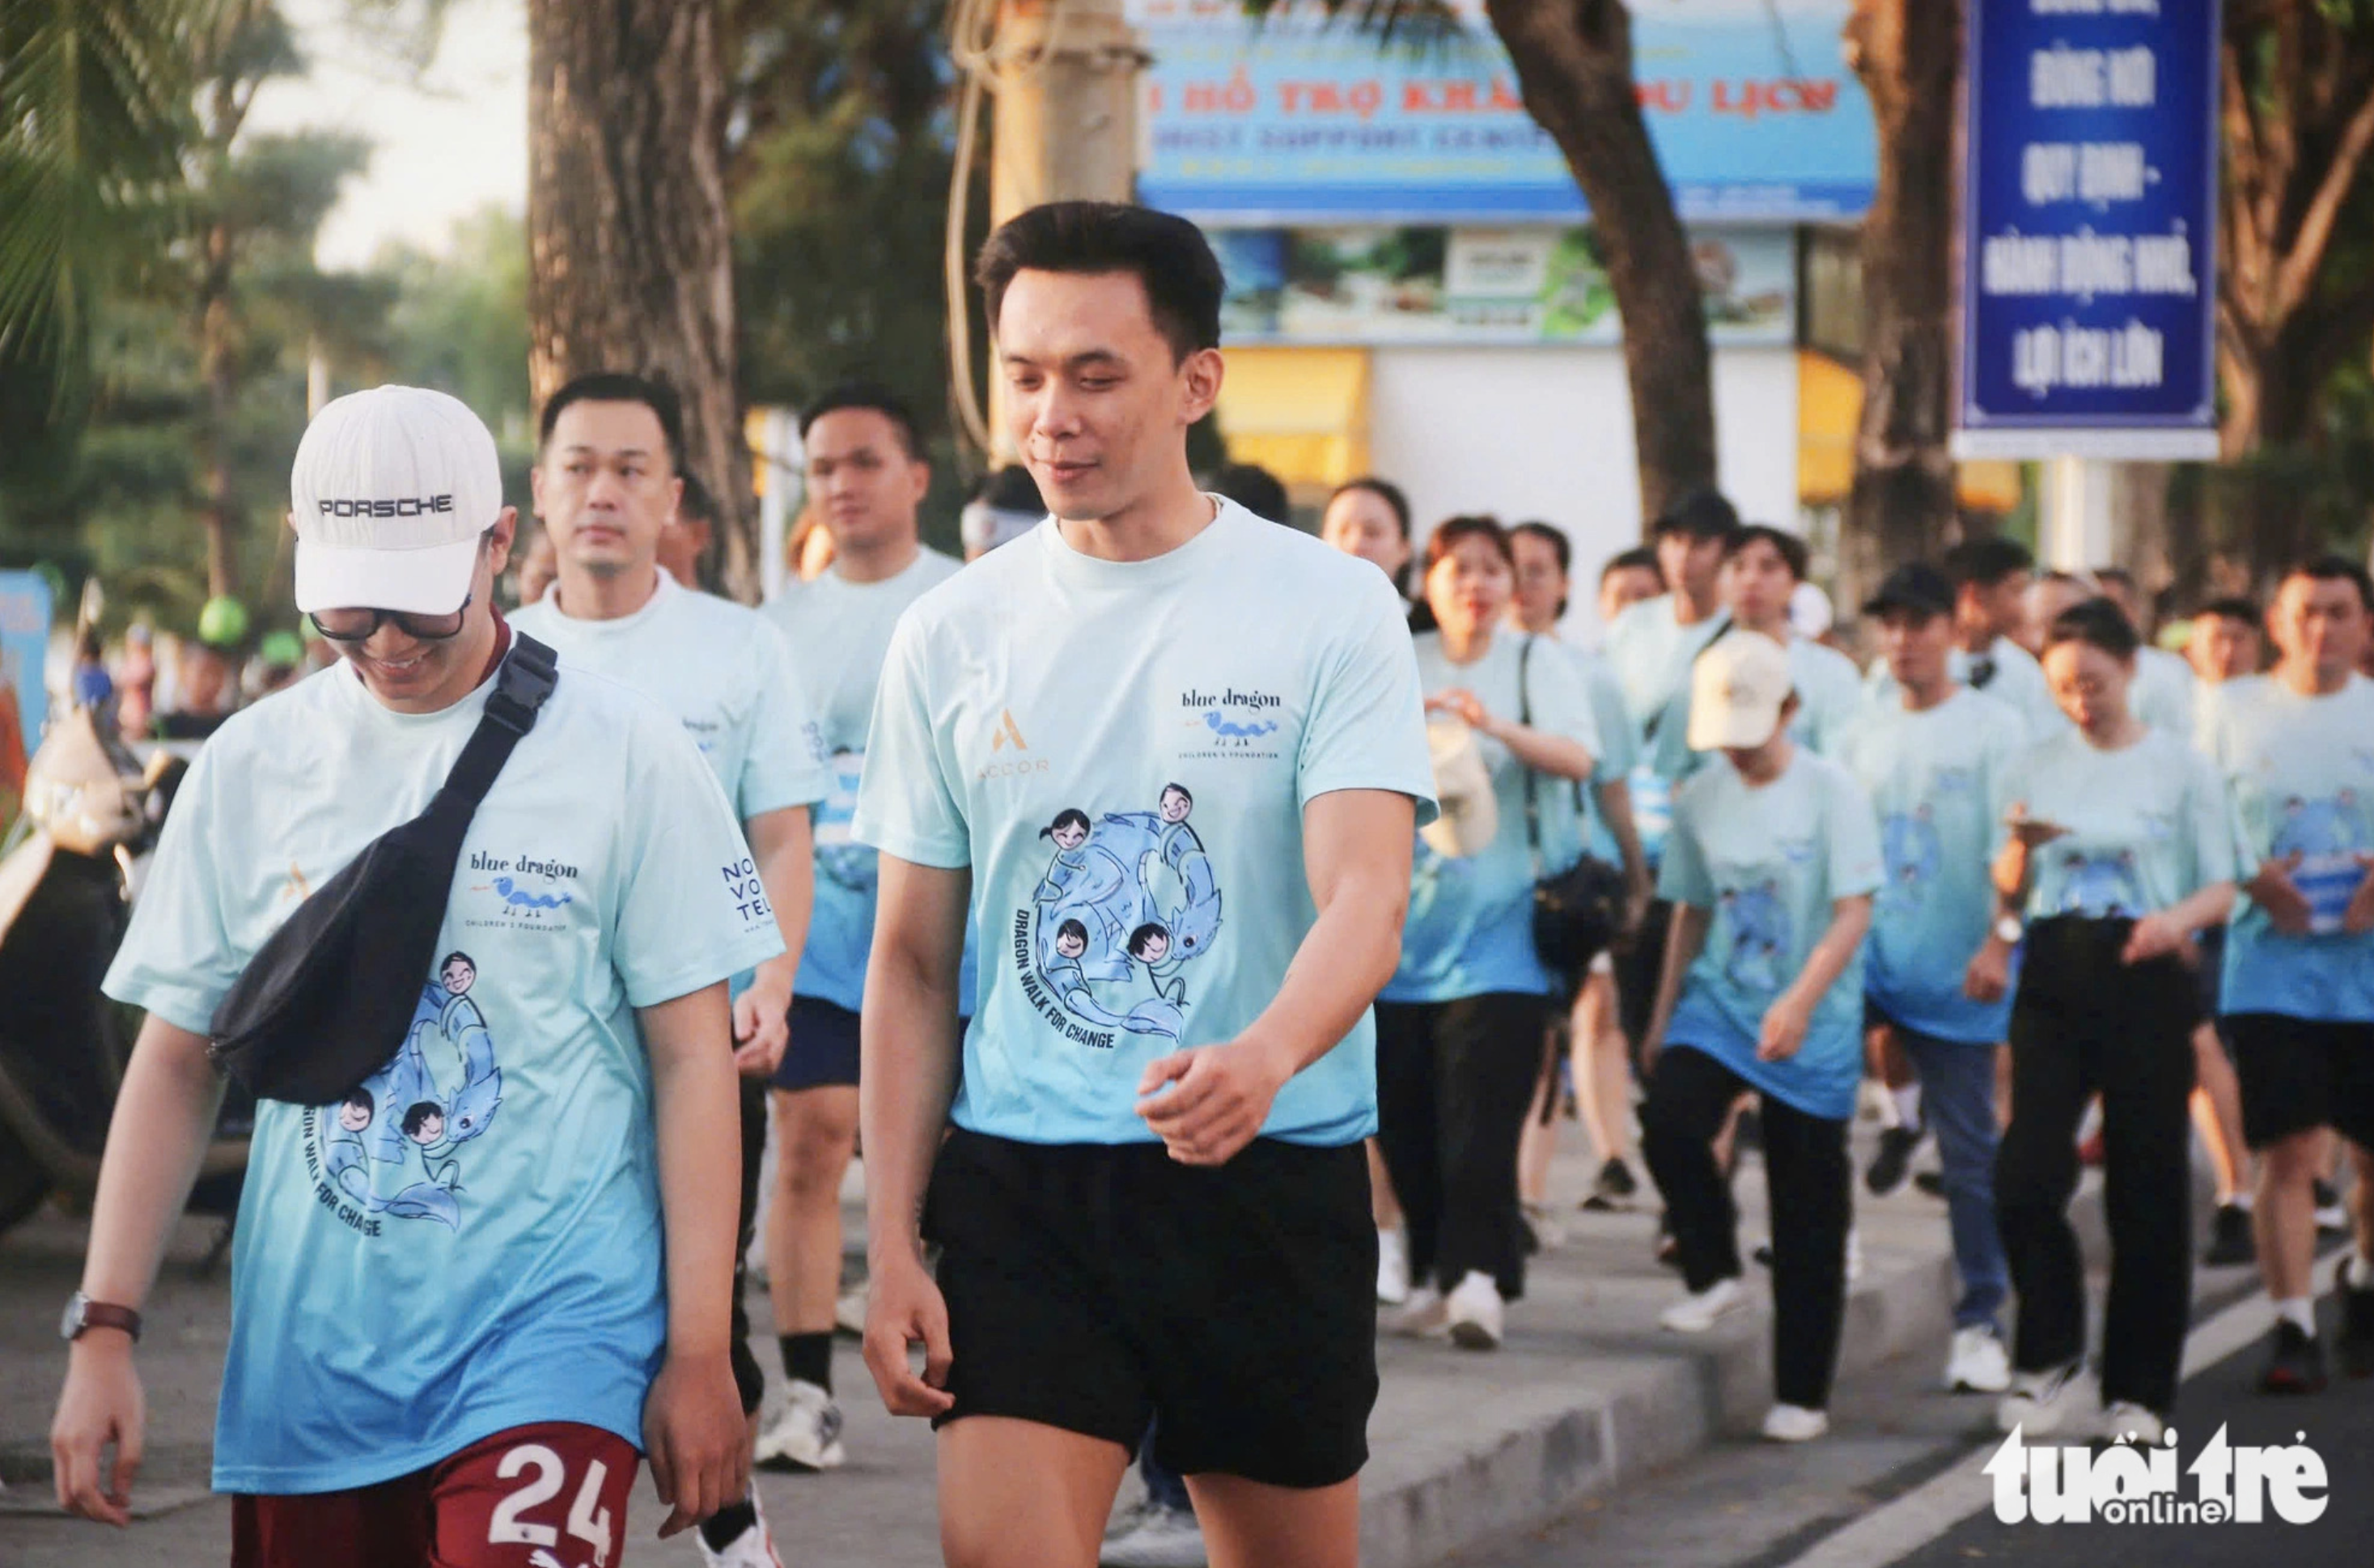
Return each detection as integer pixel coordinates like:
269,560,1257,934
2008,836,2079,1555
2342,1284,2374,1379
2314,1179,2348,1234
2203,1202,2256,1267
2258,1320,2328,1396
1580,1157,1639,1212
1866,1125,1925,1197
1913,1170,1948,1200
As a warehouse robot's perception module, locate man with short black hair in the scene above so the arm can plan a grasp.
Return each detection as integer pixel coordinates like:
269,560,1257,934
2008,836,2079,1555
1867,537,2059,739
51,385,774,1565
2199,555,2374,1391
512,370,829,1567
2189,597,2266,687
756,377,967,1477
858,200,1433,1568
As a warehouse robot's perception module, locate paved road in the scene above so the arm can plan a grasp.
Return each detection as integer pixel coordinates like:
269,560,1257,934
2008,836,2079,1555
1467,1240,2372,1568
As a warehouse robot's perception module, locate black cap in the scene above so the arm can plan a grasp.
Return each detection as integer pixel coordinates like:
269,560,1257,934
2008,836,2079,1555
1863,562,1956,619
1650,488,1740,541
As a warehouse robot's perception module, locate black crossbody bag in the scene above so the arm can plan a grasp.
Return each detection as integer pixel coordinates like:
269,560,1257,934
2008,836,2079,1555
1517,635,1627,991
208,636,560,1104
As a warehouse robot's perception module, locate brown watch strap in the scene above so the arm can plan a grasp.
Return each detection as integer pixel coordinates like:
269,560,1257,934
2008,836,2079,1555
77,1301,142,1341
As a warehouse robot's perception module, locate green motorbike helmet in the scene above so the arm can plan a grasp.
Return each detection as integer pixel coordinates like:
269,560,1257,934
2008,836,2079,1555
197,595,251,649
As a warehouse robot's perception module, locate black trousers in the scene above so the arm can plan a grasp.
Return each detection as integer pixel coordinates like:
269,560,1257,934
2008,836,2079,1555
1374,992,1551,1297
729,1074,768,1414
1616,898,1674,1062
1641,1043,1852,1410
1997,916,2195,1415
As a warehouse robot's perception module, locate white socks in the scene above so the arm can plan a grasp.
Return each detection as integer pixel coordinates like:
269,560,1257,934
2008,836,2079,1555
2277,1296,2317,1337
1892,1084,1923,1133
2347,1252,2374,1291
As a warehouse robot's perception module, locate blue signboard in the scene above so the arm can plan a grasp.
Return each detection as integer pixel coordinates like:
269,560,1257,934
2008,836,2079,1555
1134,1,1876,224
0,571,53,761
1955,0,2221,459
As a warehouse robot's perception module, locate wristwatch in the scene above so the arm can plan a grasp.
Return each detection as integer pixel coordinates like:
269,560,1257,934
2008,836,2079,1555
60,1290,142,1344
1994,914,2024,945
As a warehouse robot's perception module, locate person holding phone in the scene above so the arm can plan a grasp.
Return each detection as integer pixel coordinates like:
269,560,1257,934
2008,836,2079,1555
1990,598,2236,1446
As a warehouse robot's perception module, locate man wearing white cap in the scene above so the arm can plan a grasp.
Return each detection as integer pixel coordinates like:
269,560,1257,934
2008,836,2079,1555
1638,628,1881,1444
52,384,773,1564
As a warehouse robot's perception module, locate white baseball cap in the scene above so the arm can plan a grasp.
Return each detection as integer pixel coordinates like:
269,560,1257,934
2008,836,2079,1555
1687,629,1795,752
289,385,503,616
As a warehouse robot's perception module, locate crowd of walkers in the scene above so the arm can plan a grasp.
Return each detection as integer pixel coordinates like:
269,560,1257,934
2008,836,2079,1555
42,200,2374,1568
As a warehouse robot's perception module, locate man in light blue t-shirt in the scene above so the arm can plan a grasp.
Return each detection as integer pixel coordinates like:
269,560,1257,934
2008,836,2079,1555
755,381,968,1477
511,371,829,1563
852,203,1435,1566
1844,564,2028,1399
2198,557,2374,1392
1640,629,1880,1444
50,387,768,1563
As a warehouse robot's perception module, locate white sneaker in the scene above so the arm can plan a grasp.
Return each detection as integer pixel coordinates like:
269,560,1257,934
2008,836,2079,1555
834,1282,868,1337
753,1378,846,1471
1389,1284,1450,1337
1660,1276,1744,1334
1376,1227,1412,1306
1446,1269,1504,1350
1521,1201,1567,1252
2101,1401,2164,1447
695,1491,786,1568
1761,1403,1829,1443
1099,1501,1207,1568
1946,1325,2012,1394
1996,1360,2086,1438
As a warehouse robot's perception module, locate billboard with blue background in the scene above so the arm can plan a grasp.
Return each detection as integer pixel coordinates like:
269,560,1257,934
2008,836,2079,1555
1133,0,1876,223
1956,0,2220,457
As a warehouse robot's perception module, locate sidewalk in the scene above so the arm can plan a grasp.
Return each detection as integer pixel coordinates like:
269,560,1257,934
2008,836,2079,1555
0,1115,2014,1568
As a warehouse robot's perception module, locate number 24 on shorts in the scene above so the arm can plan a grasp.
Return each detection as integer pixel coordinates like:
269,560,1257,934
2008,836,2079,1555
488,1442,616,1568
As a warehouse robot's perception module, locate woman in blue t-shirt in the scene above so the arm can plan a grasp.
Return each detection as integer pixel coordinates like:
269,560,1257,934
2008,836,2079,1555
1637,629,1882,1444
1991,599,2236,1446
1376,515,1598,1350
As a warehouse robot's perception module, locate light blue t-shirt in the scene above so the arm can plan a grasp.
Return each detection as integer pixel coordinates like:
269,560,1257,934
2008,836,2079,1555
2199,674,2374,1023
104,657,784,1493
1843,687,2027,1044
511,569,833,820
1659,748,1884,1119
1562,640,1642,866
1383,631,1598,1002
764,549,977,1013
1648,631,1863,782
2001,727,2237,922
1602,595,1723,737
853,501,1436,1147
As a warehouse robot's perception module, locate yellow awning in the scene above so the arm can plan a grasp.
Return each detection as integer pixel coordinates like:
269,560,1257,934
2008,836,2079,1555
1797,351,2022,512
1215,346,1369,489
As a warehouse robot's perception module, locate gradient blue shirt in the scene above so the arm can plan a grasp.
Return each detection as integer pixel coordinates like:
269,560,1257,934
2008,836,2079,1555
1843,687,2026,1044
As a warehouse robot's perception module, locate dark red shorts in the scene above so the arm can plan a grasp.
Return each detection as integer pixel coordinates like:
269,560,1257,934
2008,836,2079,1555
231,1422,638,1568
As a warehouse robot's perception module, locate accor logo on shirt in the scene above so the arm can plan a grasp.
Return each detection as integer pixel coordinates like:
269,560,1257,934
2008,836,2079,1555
979,709,1049,780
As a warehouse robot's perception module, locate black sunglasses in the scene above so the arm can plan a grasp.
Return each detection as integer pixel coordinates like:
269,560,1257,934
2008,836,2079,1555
308,591,473,643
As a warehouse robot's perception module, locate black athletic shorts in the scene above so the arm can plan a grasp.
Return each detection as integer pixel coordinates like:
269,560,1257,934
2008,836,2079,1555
922,1126,1377,1489
731,1074,768,1413
2192,926,2227,1039
771,996,862,1093
2225,1013,2374,1151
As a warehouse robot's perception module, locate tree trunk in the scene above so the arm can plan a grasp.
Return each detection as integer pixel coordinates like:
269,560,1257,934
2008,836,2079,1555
528,0,756,600
1837,0,1959,614
196,222,238,602
1482,0,1716,529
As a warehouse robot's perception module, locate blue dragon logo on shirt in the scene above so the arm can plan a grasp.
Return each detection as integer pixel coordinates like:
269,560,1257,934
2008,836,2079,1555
2053,850,2145,918
2272,792,2363,858
491,876,570,911
1204,710,1279,741
1026,784,1223,1044
1719,880,1792,994
315,951,503,1231
1880,809,1940,913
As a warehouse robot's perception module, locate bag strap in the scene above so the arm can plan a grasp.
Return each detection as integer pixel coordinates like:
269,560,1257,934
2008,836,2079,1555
1639,612,1731,744
429,634,560,815
1519,635,1543,876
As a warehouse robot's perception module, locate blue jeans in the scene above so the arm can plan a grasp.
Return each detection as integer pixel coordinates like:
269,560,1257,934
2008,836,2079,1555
1898,1027,2009,1331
